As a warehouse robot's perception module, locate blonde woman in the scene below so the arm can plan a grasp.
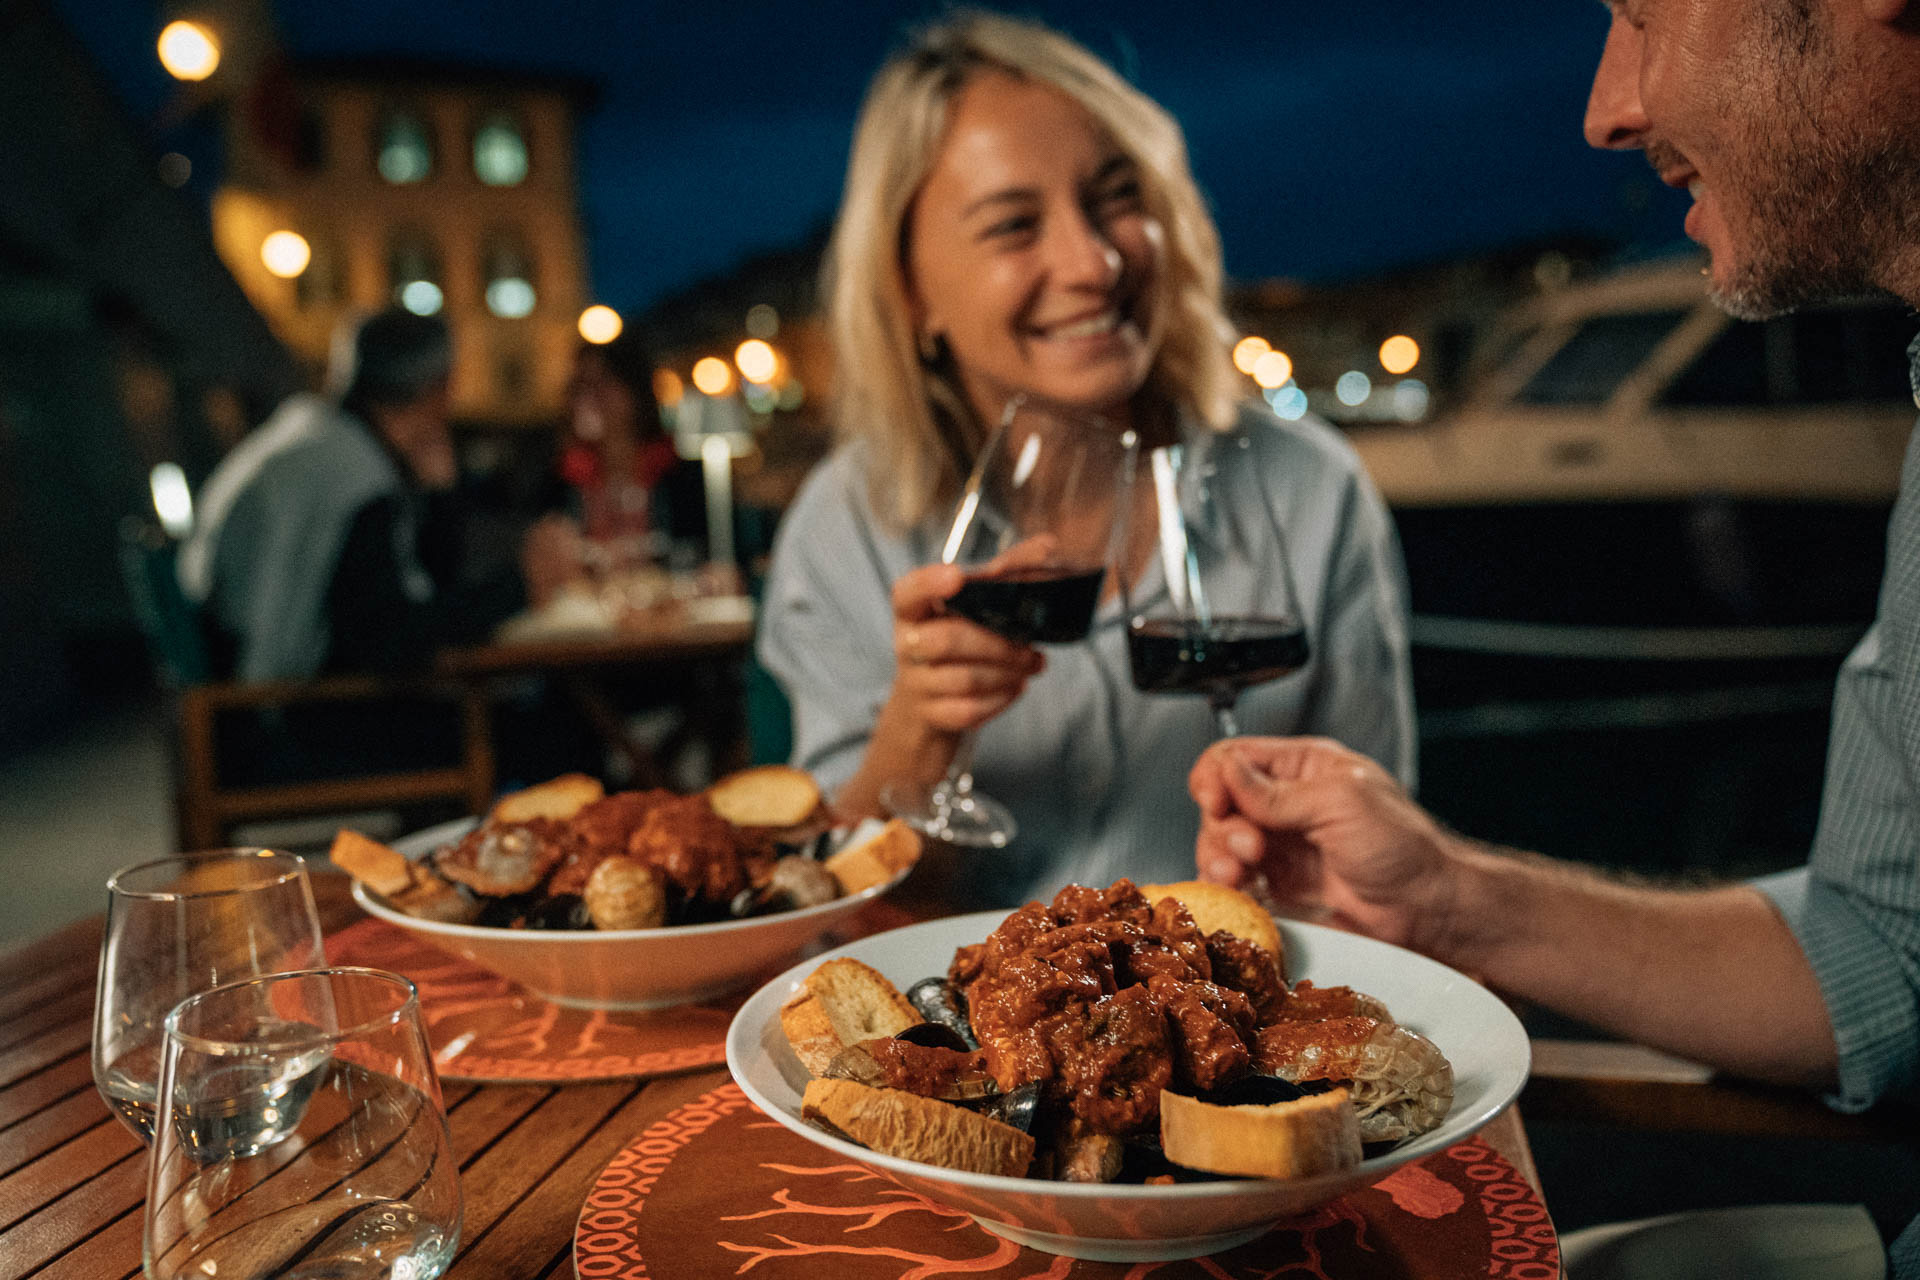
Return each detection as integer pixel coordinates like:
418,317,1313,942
758,10,1414,906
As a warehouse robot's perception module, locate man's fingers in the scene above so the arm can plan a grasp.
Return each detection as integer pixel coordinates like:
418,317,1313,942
1214,750,1342,834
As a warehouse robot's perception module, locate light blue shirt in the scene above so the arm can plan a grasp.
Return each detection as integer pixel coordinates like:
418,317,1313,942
1756,335,1920,1277
758,402,1415,908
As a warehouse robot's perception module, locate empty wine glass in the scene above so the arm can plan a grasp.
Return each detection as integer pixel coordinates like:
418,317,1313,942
1121,430,1310,738
143,967,462,1280
881,397,1137,848
93,849,324,1144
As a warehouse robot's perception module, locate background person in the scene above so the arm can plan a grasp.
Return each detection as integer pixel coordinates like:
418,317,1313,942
558,326,705,557
193,307,578,683
1193,1,1920,1273
758,10,1414,906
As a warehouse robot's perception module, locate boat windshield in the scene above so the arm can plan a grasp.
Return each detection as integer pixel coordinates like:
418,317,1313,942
1517,309,1689,407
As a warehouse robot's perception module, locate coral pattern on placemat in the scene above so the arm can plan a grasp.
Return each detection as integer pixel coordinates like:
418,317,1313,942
326,918,731,1083
573,1084,1560,1279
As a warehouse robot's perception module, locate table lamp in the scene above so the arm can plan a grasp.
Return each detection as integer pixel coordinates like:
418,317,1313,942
672,389,754,568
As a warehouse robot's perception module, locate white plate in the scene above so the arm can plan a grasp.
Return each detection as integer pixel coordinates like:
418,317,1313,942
349,817,910,1010
726,910,1530,1262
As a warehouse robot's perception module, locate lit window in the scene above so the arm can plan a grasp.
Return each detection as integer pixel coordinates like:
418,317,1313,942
482,233,536,319
389,229,443,315
473,112,529,186
376,110,434,184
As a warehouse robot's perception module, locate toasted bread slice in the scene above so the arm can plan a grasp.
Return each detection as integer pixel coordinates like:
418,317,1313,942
330,829,416,898
779,957,921,1076
803,1078,1035,1178
1142,879,1284,978
708,765,821,827
1160,1086,1361,1180
823,820,922,895
489,773,604,825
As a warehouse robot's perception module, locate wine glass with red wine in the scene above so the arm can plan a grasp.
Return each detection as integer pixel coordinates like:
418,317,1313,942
881,397,1137,848
1122,431,1310,738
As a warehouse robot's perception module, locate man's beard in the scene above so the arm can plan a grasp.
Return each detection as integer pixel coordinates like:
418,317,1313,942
1709,132,1898,321
1672,58,1909,320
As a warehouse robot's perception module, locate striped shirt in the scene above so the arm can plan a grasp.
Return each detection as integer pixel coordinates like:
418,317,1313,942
1757,334,1920,1277
758,402,1415,909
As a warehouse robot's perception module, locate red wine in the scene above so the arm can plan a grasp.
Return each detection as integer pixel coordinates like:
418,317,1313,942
1128,617,1310,699
946,567,1105,644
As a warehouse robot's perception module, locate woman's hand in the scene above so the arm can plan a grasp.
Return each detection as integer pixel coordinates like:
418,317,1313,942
835,540,1053,820
889,560,1045,734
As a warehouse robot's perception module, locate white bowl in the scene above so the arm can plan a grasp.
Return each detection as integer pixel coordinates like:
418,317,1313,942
726,910,1530,1262
349,817,911,1010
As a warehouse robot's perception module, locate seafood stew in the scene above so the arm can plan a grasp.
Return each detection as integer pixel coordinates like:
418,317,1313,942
781,880,1454,1184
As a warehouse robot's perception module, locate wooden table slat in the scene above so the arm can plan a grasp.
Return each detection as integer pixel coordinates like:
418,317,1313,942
449,1080,641,1264
0,969,98,1034
0,1023,92,1096
0,1092,124,1180
0,1142,144,1280
0,991,94,1059
0,1053,92,1133
445,1084,556,1165
0,1115,139,1233
0,922,101,984
455,1074,716,1279
24,1202,142,1280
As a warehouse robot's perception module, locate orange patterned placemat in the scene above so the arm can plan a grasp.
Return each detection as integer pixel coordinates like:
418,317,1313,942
573,1083,1561,1279
326,918,732,1084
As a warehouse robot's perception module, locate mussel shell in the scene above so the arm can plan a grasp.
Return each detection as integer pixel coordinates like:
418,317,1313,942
905,977,977,1050
969,1081,1040,1133
896,1021,972,1053
1198,1074,1334,1108
524,894,591,930
727,886,762,918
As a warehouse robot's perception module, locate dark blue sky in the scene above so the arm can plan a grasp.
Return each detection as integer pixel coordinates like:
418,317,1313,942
56,1,1692,314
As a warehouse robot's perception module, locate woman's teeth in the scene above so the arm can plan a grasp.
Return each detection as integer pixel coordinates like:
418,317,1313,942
1048,311,1119,340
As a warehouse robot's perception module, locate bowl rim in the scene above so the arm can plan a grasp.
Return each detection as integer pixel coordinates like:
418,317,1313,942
348,814,911,942
726,908,1531,1202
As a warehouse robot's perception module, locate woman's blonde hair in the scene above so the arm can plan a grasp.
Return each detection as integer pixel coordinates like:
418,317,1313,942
822,9,1240,530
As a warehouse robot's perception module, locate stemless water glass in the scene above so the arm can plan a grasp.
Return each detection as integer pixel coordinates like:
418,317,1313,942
144,967,462,1280
93,849,325,1144
881,397,1137,848
1121,431,1310,738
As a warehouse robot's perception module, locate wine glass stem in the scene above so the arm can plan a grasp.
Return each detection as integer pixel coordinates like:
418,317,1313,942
939,732,979,802
1210,697,1241,740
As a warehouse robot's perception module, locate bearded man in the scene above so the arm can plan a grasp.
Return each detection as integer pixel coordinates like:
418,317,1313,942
1192,3,1920,1274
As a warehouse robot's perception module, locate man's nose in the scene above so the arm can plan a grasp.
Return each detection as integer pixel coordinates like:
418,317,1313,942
1583,14,1650,151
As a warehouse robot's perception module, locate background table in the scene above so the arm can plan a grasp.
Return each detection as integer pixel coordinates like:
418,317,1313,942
440,604,756,791
0,871,1550,1279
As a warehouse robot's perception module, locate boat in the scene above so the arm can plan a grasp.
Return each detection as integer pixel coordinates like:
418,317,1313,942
1344,255,1917,873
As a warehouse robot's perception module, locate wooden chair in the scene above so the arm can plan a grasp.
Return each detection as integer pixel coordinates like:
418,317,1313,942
118,518,494,850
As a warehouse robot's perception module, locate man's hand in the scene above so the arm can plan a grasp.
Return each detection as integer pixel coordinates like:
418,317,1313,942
1190,736,1463,954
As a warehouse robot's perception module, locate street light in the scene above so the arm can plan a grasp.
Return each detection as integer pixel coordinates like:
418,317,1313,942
157,20,220,82
691,356,733,397
1251,349,1293,389
1232,335,1270,375
260,230,310,279
578,305,622,344
1379,335,1421,375
734,339,777,385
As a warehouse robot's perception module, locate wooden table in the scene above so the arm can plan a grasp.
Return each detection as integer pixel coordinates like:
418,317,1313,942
0,873,1550,1279
439,604,756,791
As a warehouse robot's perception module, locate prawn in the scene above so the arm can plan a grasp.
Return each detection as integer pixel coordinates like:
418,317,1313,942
1252,1015,1453,1143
